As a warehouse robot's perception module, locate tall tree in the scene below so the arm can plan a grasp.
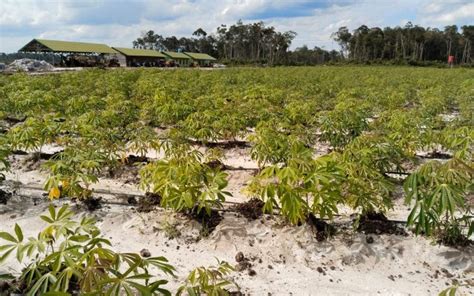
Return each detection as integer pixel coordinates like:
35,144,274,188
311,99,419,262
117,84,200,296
132,30,164,50
332,22,472,65
332,27,352,58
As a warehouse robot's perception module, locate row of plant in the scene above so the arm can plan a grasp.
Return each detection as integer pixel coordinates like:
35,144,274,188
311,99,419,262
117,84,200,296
0,204,236,295
0,68,472,239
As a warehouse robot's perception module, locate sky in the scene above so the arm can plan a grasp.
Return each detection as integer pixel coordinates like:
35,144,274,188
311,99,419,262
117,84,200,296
0,0,473,53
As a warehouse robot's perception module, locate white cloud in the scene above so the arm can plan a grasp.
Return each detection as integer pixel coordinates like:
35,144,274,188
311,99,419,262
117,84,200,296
0,0,72,26
421,2,474,24
0,0,472,53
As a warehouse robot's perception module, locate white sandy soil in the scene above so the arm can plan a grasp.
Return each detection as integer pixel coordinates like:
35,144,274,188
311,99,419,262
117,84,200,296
1,149,473,296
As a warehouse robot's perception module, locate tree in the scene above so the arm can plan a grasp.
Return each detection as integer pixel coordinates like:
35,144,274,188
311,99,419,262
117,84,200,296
132,30,164,50
332,26,352,58
331,22,472,65
460,25,474,64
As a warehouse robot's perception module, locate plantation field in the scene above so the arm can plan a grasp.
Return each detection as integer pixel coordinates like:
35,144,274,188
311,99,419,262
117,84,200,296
0,66,473,295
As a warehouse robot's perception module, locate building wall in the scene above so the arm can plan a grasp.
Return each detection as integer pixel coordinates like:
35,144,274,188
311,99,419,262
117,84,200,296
126,56,165,67
115,54,127,67
177,58,190,67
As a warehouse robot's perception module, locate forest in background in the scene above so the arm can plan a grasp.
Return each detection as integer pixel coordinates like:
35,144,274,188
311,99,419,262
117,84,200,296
131,21,474,66
1,21,473,67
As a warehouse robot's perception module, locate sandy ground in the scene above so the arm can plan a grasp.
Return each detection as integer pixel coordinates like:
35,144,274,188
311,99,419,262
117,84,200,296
1,149,473,295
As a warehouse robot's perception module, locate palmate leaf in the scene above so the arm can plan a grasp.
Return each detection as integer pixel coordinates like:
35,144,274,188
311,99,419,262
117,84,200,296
148,279,171,296
404,157,471,236
0,223,27,264
0,248,15,265
438,286,457,296
26,273,57,296
0,231,17,243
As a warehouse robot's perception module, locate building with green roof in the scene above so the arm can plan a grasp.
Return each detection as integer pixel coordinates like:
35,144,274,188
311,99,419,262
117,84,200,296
112,47,166,67
20,39,117,54
162,51,191,67
18,38,218,68
184,52,217,66
19,39,119,67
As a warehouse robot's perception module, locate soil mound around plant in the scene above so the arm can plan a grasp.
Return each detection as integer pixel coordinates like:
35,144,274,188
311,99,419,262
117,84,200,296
187,207,223,236
436,225,473,248
438,234,473,248
82,196,102,211
137,192,162,212
356,212,408,236
421,151,452,159
307,214,337,241
233,198,265,220
125,155,150,164
204,159,226,171
0,188,12,205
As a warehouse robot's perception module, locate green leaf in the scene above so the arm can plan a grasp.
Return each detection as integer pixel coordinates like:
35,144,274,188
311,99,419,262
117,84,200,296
40,215,54,223
0,273,15,280
0,232,17,243
49,205,57,220
14,224,23,242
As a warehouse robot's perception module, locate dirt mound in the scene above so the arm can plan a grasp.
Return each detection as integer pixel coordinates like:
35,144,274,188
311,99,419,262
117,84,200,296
0,188,12,205
356,212,408,236
7,59,54,72
137,192,162,212
204,159,226,170
307,214,337,241
436,224,473,248
82,196,102,211
233,198,265,220
187,207,223,237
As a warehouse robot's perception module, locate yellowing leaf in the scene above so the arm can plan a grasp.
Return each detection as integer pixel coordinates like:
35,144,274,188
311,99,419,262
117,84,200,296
48,187,61,200
61,179,70,189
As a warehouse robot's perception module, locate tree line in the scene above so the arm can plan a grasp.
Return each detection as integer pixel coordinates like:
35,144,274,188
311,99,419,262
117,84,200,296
1,21,472,66
332,23,473,64
133,21,302,65
133,21,473,66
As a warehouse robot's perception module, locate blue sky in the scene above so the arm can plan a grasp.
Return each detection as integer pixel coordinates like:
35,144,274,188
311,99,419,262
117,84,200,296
1,0,473,53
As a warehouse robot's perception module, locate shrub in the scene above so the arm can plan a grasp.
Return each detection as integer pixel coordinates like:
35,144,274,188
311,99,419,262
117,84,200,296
339,134,403,216
318,100,370,150
404,158,473,238
43,146,106,200
0,204,175,295
246,153,345,225
139,145,231,215
177,260,236,296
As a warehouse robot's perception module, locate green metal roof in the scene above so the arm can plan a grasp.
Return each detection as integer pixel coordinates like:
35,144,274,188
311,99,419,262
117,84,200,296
162,51,191,59
184,52,217,61
112,47,166,58
20,39,117,54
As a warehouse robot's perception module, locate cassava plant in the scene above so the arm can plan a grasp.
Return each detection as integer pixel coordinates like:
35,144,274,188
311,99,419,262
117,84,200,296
7,116,61,156
248,120,295,168
404,158,473,240
139,144,231,215
43,146,106,200
246,141,345,225
0,136,10,180
0,204,175,295
439,126,473,160
318,100,370,150
338,134,403,216
177,259,237,296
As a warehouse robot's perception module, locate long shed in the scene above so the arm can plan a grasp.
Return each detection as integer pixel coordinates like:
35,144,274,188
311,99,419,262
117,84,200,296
162,51,191,67
20,39,117,54
184,52,217,66
112,47,166,67
19,39,119,67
